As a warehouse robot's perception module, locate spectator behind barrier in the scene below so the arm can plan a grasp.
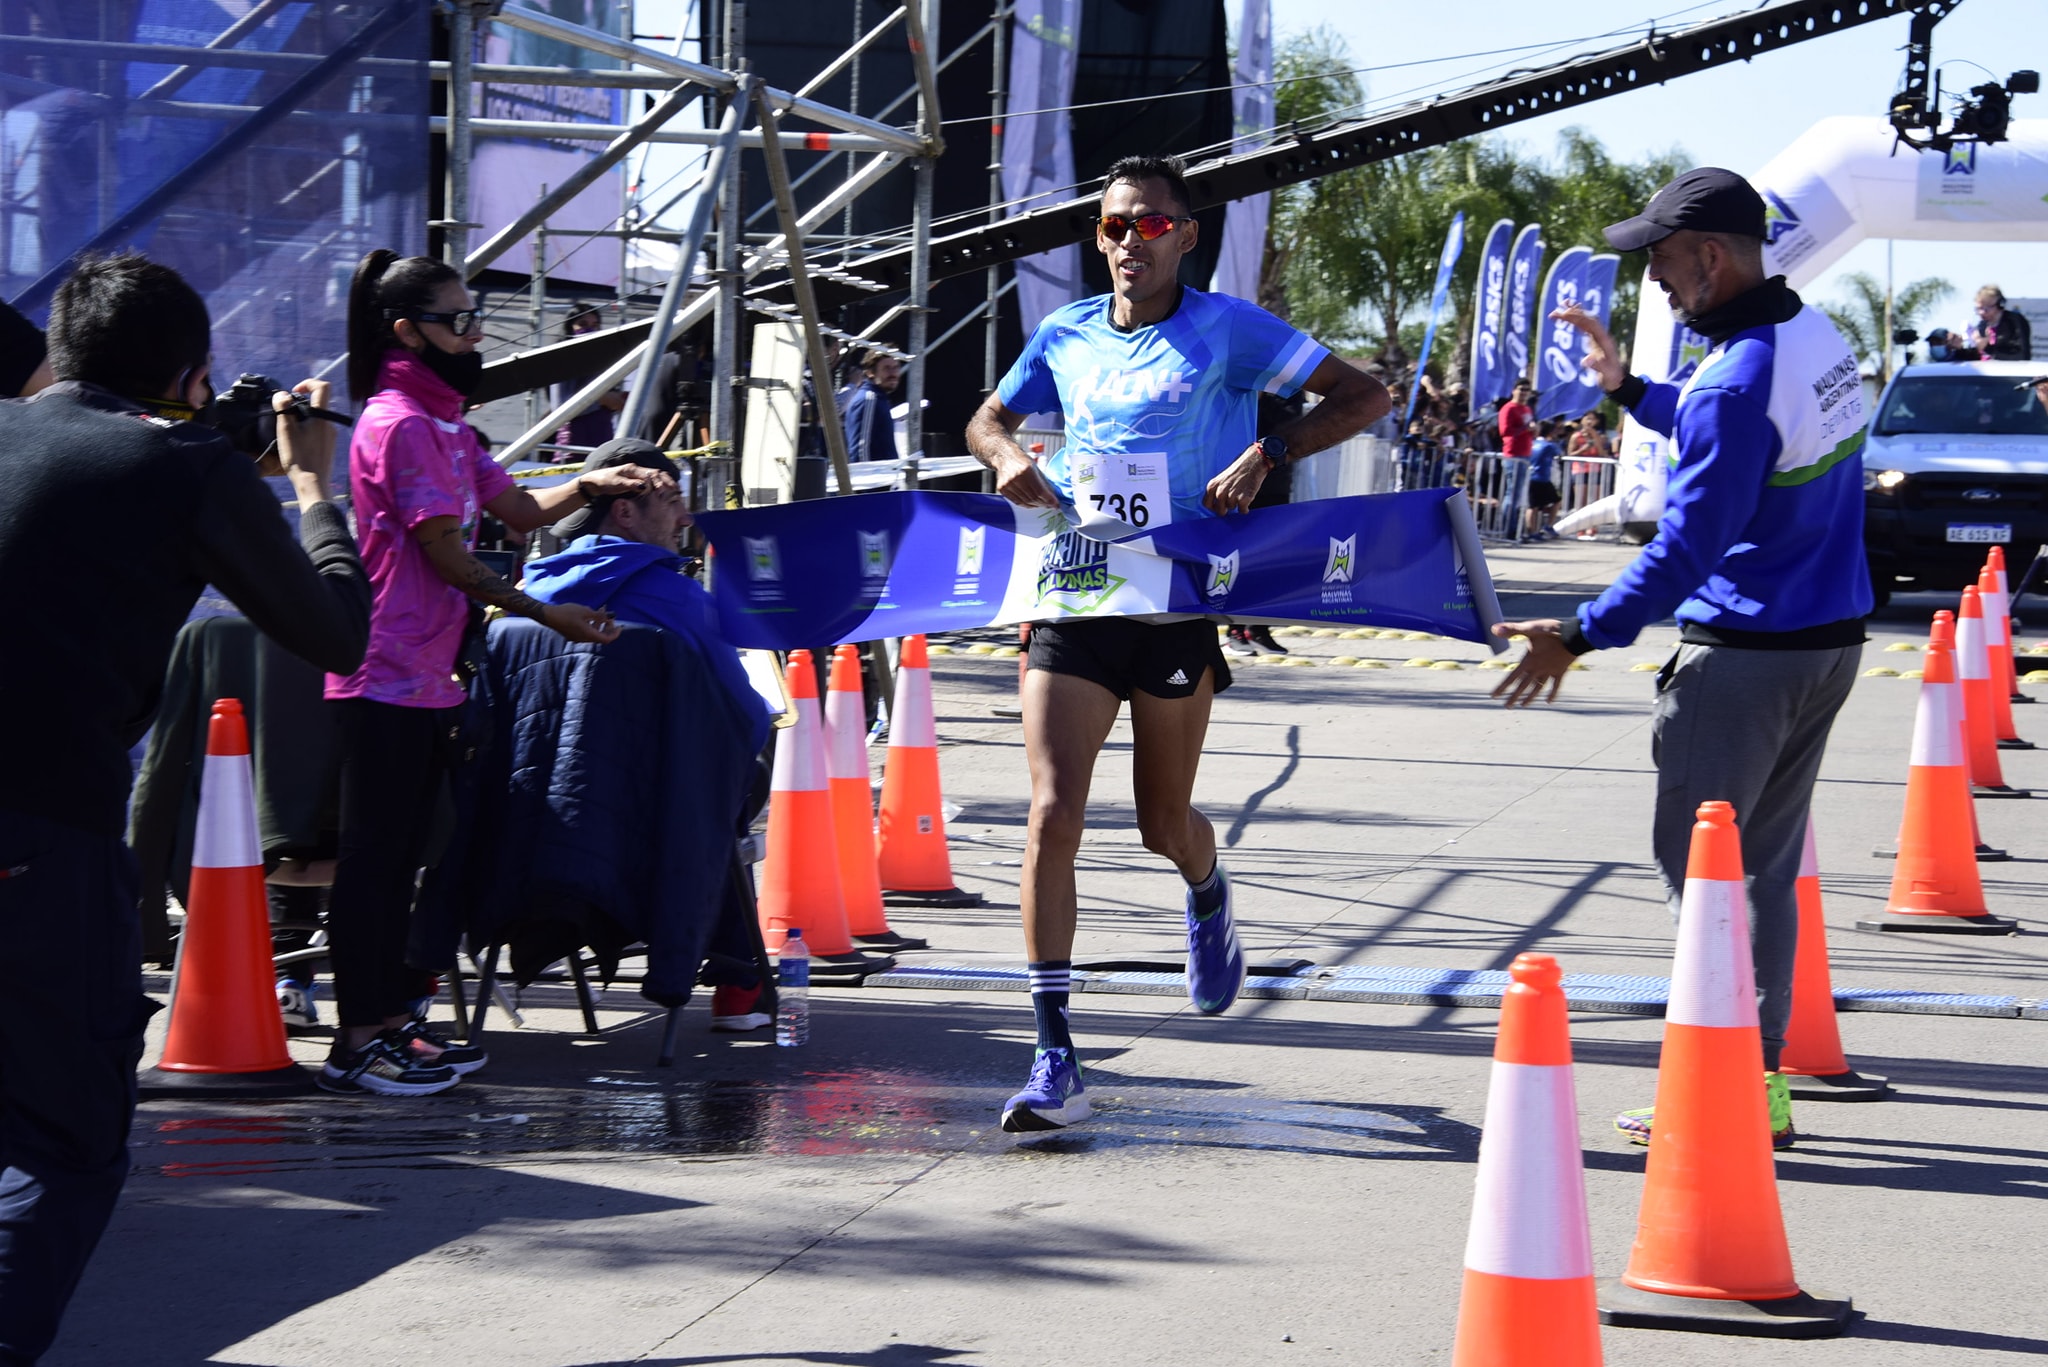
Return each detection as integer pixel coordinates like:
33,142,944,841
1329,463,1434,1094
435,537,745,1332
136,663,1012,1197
0,251,368,1364
1525,419,1564,540
842,347,902,462
553,305,624,451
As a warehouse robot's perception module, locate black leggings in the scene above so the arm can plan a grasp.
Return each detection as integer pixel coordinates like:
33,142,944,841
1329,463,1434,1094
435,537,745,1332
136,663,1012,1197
327,699,455,1028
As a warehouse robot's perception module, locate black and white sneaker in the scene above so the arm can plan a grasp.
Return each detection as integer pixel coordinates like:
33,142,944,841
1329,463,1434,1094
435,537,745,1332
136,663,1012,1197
393,1019,489,1076
319,1032,460,1096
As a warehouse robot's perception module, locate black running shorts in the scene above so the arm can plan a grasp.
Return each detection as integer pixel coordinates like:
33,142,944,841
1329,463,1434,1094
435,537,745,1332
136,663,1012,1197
1528,478,1560,509
1026,616,1231,701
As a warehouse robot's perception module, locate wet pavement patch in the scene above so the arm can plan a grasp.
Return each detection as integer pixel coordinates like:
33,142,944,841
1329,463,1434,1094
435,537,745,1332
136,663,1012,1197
134,1069,1480,1176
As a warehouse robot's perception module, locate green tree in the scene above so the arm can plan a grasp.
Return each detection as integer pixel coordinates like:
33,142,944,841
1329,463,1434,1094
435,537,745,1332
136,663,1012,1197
1259,28,1687,375
1820,270,1953,379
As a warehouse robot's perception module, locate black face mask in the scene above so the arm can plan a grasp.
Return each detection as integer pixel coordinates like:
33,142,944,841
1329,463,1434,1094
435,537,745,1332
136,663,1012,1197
417,336,484,398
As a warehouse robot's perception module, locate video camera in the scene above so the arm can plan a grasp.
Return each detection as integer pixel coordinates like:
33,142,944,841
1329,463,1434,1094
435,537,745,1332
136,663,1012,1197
205,372,352,460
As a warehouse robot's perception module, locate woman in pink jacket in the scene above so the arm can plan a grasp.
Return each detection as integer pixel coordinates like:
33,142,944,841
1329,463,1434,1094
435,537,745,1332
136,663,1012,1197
321,250,669,1096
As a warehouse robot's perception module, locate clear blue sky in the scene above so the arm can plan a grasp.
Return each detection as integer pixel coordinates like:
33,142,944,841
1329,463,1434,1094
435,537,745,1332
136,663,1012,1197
629,0,2043,328
1266,0,2047,328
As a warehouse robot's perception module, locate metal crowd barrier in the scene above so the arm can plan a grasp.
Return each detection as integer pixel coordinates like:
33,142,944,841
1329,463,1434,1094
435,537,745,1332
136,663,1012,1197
1317,439,1620,542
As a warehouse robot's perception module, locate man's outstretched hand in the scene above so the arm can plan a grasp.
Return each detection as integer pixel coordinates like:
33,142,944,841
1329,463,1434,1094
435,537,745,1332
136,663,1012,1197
1490,618,1577,707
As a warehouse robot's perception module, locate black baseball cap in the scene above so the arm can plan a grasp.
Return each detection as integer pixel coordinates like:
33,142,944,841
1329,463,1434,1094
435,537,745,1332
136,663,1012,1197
1604,167,1768,252
553,436,680,540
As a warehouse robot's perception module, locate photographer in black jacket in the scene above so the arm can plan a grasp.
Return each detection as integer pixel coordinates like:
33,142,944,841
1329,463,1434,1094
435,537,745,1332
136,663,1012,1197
0,253,369,1364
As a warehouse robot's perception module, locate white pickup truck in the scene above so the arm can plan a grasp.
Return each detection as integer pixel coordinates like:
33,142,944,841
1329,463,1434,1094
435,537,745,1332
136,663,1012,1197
1861,359,2048,608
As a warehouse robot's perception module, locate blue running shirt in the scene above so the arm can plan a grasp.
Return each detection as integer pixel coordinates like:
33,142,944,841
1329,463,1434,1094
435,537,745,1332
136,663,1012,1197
998,287,1328,530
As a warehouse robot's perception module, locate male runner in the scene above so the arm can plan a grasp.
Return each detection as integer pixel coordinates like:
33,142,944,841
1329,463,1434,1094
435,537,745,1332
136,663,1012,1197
965,155,1387,1132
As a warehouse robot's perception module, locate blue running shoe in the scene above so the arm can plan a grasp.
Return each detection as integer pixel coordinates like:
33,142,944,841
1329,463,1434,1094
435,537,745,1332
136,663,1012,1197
1000,1048,1090,1132
1185,866,1245,1015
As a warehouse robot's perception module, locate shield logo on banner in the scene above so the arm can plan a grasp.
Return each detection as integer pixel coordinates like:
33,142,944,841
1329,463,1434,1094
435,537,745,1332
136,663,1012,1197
859,530,892,583
743,536,780,582
1323,535,1355,585
956,525,985,576
1206,550,1240,600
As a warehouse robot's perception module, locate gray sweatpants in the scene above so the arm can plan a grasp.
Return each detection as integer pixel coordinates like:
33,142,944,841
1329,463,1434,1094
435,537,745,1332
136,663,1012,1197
1650,640,1862,1071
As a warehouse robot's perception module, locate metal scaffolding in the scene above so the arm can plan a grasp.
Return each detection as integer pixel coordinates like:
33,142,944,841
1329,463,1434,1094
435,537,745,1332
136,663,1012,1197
457,0,959,500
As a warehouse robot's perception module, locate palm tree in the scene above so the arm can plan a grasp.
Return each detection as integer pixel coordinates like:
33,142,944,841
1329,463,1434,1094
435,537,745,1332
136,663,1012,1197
1821,271,1952,379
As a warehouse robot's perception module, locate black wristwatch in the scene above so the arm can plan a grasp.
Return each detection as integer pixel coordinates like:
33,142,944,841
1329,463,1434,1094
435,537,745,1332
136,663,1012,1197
1254,435,1290,469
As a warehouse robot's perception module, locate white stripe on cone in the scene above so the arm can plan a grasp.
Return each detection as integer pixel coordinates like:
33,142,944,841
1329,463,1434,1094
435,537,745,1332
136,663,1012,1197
1666,875,1757,1029
1463,1062,1595,1280
890,665,937,749
1911,676,1964,769
824,682,869,785
1958,611,1990,682
1798,815,1820,880
772,695,828,793
1984,593,2010,651
193,750,262,870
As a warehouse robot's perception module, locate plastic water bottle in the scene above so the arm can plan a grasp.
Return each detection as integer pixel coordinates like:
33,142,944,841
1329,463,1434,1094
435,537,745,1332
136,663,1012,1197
776,928,810,1047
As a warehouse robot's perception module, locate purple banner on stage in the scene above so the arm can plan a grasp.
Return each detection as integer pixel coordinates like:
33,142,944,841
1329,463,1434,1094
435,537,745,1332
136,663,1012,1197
1211,0,1273,302
1002,0,1085,336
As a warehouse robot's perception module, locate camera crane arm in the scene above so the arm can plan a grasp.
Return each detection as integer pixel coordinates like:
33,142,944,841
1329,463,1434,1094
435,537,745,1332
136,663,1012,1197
482,0,1976,401
796,0,1973,306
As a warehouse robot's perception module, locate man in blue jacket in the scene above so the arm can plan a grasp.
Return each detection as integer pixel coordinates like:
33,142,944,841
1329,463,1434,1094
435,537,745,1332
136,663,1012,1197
525,438,777,1029
1491,168,1872,1150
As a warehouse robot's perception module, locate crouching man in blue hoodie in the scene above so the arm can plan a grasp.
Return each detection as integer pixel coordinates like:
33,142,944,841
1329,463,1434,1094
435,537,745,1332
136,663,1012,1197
1490,169,1872,1152
525,437,779,1031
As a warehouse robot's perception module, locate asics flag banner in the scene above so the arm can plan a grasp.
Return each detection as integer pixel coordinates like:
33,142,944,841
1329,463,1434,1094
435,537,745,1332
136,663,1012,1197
1503,223,1546,389
697,489,1505,651
1467,218,1516,419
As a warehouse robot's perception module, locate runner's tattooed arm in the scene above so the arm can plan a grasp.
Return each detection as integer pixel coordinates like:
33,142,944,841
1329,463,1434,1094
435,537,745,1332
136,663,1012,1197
966,395,1062,509
414,516,619,644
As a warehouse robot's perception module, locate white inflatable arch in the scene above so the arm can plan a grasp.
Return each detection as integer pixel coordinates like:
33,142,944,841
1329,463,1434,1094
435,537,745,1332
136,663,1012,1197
1602,116,2048,526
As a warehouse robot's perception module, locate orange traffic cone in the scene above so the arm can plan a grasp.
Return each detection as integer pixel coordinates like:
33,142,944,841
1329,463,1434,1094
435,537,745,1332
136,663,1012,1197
1856,634,2016,934
1937,611,2008,861
876,635,982,907
1780,817,1888,1100
1598,802,1851,1337
1989,547,2033,707
758,650,857,958
1959,587,2029,797
1980,563,2033,750
1870,612,2007,862
1452,953,1602,1366
141,699,312,1097
825,645,926,950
